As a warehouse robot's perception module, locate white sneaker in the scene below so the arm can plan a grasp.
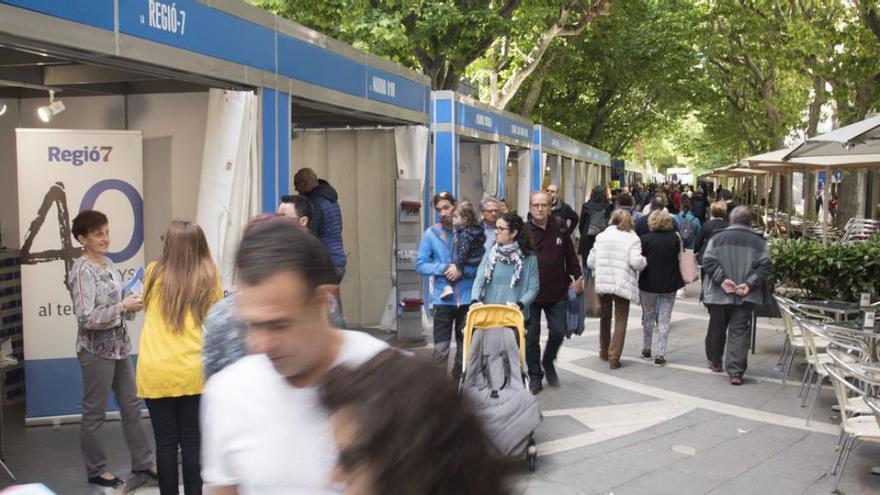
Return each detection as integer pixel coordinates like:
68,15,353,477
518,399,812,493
676,288,687,298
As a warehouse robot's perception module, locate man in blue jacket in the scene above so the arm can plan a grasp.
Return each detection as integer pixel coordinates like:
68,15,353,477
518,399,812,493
295,168,347,328
416,192,476,382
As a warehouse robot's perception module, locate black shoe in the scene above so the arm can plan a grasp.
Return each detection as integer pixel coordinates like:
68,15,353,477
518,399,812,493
543,361,560,387
641,349,652,360
88,475,124,488
654,356,667,367
529,382,543,395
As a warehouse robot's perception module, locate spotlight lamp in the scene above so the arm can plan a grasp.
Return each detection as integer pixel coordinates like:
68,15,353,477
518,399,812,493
37,90,64,123
0,98,7,116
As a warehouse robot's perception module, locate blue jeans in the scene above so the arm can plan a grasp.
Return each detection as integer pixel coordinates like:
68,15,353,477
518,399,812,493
526,300,567,383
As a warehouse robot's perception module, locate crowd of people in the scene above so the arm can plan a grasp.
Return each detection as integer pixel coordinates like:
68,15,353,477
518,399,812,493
64,175,771,494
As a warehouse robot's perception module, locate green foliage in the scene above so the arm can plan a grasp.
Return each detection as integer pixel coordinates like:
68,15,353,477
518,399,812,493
769,237,880,301
509,0,701,156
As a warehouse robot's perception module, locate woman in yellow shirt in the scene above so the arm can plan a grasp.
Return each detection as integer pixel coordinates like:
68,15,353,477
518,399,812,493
137,220,222,495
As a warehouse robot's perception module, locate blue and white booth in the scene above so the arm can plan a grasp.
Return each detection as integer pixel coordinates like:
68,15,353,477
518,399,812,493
430,91,534,213
531,125,611,213
0,0,430,423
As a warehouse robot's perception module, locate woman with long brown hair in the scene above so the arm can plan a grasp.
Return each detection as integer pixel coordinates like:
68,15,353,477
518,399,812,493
137,220,222,495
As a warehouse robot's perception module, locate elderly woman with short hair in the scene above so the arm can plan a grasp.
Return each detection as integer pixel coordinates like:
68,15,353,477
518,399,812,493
587,209,646,369
639,210,685,367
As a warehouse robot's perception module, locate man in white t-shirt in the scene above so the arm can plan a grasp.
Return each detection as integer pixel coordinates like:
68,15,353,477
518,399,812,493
202,216,387,495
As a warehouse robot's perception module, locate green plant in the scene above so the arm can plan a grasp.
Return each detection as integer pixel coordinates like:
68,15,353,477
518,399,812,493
769,236,880,301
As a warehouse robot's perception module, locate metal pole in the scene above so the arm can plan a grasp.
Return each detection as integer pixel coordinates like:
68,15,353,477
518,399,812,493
774,173,782,234
823,167,830,245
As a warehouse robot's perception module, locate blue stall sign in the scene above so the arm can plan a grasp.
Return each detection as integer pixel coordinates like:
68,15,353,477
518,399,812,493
367,68,430,113
119,0,276,72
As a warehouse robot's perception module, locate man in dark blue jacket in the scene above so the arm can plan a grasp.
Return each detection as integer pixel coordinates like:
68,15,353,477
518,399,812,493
295,168,347,327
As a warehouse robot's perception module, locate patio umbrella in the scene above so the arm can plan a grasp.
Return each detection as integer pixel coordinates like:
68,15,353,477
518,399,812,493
745,146,880,243
784,115,880,159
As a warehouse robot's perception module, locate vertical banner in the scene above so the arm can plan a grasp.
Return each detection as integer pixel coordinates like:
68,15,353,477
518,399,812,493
16,129,144,421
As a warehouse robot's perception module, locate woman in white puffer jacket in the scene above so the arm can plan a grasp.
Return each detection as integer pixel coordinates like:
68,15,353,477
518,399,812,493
586,209,647,369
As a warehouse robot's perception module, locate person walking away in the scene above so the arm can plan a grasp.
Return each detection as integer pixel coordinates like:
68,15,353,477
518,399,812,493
546,183,579,232
471,213,539,317
639,211,685,367
694,201,729,279
701,206,772,385
138,221,222,495
615,192,642,223
586,210,647,369
691,189,709,224
201,217,388,493
441,201,486,300
416,192,476,382
675,197,701,298
525,192,582,394
320,350,512,495
67,210,155,488
480,197,501,252
578,186,611,278
294,167,347,328
635,194,672,237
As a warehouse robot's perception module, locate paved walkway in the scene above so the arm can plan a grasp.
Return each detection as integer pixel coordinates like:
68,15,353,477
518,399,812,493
1,283,878,494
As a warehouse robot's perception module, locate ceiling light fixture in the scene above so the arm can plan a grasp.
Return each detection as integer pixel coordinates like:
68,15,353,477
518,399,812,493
0,98,6,116
37,90,64,123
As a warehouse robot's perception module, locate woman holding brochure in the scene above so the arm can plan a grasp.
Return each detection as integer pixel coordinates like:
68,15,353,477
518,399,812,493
137,220,222,495
68,210,156,488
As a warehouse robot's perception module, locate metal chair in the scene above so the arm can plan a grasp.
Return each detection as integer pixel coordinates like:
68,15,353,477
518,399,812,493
825,364,880,493
797,318,858,425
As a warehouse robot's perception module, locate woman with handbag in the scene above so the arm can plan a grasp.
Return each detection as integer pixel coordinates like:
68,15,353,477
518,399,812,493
586,210,647,369
639,210,686,367
471,213,539,319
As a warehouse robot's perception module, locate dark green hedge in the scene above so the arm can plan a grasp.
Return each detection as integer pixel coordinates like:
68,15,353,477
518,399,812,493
769,236,880,301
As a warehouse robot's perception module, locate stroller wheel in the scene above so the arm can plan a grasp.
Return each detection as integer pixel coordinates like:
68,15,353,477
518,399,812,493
527,438,537,472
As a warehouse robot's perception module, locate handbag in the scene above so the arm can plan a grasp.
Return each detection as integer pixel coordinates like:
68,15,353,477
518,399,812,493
677,233,698,284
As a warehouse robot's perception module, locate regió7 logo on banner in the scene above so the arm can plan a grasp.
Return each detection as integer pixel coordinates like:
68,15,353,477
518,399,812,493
48,146,113,167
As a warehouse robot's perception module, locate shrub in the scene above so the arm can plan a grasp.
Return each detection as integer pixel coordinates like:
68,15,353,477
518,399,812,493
769,236,880,301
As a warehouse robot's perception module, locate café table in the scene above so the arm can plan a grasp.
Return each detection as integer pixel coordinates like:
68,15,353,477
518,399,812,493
796,300,862,322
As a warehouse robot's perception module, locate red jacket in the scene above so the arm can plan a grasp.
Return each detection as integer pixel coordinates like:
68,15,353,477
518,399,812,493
527,217,582,303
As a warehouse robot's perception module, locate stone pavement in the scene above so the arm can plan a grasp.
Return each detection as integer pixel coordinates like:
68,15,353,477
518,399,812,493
513,284,880,495
1,283,878,494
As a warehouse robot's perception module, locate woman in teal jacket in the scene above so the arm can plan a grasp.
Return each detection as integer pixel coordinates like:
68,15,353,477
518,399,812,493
471,213,540,319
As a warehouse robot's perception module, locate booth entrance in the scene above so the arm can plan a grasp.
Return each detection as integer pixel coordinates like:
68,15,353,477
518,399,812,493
431,91,534,216
290,95,429,329
532,125,611,217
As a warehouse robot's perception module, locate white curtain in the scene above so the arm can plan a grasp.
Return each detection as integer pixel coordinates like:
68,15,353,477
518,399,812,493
517,150,532,217
394,126,428,183
480,143,499,199
195,89,260,290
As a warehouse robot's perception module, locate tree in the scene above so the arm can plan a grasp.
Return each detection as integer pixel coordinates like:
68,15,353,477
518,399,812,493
253,0,607,96
467,0,611,109
505,0,701,157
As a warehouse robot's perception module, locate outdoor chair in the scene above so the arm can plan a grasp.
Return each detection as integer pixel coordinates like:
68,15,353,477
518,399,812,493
797,318,858,426
778,303,830,391
825,364,880,493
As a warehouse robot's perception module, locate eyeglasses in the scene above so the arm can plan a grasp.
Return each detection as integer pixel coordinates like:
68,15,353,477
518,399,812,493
496,227,511,232
530,203,549,208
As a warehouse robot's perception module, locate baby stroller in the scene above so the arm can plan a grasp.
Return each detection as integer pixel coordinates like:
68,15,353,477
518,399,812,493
461,304,541,471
